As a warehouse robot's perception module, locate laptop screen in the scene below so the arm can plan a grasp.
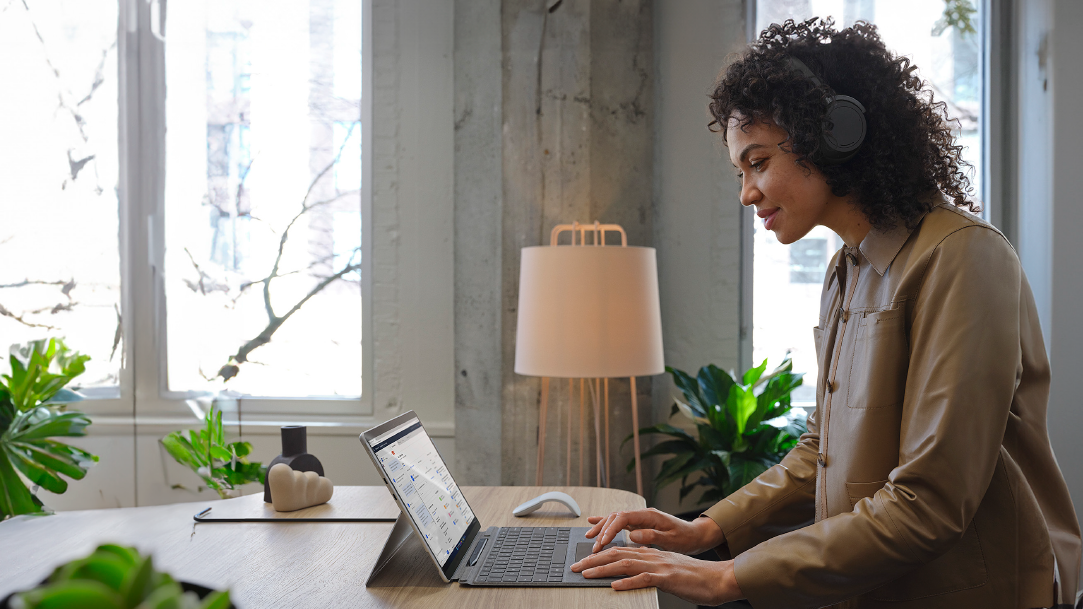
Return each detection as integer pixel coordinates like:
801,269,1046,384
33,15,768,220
366,415,476,568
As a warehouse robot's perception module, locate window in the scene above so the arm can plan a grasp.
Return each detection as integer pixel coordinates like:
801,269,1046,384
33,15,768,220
0,0,122,396
1,0,370,416
751,0,984,404
164,0,365,399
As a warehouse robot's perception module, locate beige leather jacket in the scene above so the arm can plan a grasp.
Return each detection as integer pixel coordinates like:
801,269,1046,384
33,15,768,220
704,204,1082,609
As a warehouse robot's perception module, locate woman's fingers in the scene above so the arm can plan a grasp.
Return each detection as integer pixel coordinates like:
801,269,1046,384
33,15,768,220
584,508,675,552
584,514,612,540
611,571,656,591
572,546,653,572
596,512,636,551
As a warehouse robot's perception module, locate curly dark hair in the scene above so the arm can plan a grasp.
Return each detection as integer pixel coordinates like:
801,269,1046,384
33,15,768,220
709,18,979,231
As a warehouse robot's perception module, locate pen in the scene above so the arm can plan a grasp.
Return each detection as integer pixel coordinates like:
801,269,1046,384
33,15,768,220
195,507,212,518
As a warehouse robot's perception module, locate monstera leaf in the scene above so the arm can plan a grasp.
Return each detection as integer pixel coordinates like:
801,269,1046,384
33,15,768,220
0,339,97,520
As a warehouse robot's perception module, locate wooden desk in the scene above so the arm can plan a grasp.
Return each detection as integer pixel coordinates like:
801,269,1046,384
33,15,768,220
0,486,658,609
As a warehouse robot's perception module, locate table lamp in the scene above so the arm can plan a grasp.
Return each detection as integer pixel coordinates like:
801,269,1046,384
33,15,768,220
514,222,664,495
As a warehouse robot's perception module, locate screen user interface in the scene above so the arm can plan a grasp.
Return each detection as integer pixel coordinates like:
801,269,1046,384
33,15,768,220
369,419,475,566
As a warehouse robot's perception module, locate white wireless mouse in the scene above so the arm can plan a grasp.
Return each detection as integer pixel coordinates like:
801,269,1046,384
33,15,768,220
512,491,582,517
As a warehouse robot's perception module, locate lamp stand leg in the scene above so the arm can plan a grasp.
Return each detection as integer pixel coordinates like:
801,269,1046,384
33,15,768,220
536,377,549,486
589,379,603,487
630,376,643,496
604,378,610,489
567,379,572,484
579,378,585,486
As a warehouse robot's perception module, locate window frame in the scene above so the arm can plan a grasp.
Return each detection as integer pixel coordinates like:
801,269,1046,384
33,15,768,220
81,0,375,425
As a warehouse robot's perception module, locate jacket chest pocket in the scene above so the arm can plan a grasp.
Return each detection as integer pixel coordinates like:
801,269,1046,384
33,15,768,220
847,309,908,410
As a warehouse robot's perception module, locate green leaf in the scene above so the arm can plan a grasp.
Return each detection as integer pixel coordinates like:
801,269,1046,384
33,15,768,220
0,449,44,519
7,445,70,494
654,453,694,486
741,358,768,386
726,384,757,435
94,545,141,569
671,399,709,426
59,555,130,592
696,365,736,412
697,424,729,452
3,339,90,411
620,423,695,450
627,439,697,472
123,555,155,606
727,457,771,493
699,487,727,504
17,580,123,609
666,366,709,415
200,590,232,609
657,455,714,490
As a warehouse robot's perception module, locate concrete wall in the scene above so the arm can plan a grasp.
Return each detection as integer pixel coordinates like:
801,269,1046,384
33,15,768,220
651,0,748,515
498,0,655,491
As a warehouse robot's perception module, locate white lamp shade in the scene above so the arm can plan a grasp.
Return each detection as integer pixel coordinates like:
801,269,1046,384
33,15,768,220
514,245,664,378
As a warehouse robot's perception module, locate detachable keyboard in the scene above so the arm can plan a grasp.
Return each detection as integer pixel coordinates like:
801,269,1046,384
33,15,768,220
475,527,571,583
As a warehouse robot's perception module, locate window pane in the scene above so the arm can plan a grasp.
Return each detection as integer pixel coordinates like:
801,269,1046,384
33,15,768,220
0,1,122,390
164,0,363,397
752,0,983,403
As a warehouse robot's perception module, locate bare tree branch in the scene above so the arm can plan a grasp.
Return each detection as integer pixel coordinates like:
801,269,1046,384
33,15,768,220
0,278,70,289
184,248,208,295
262,122,358,324
0,302,57,330
218,258,362,381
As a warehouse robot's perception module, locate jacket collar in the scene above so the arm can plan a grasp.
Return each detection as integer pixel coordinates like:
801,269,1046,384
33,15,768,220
857,209,930,277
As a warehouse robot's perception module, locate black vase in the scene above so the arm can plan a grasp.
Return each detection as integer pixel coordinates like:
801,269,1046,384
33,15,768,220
263,426,324,503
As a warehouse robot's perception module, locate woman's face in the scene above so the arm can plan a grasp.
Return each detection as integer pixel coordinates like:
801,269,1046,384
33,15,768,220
727,117,849,245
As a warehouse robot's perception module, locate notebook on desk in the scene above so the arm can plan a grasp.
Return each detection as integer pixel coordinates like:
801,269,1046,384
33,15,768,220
360,410,631,587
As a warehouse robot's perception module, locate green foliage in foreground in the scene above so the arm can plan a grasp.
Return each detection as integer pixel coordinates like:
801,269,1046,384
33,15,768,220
14,544,230,609
0,339,97,520
628,358,806,506
161,406,264,499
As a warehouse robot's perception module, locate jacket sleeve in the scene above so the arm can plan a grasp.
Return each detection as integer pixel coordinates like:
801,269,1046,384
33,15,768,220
702,259,841,556
702,407,818,558
730,226,1021,609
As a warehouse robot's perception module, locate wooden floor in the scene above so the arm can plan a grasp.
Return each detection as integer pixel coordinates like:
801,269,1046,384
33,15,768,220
0,486,658,609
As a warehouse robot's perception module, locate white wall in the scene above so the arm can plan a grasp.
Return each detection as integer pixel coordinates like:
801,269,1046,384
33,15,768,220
1048,0,1083,584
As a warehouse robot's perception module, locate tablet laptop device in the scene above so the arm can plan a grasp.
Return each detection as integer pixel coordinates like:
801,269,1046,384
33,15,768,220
360,410,629,587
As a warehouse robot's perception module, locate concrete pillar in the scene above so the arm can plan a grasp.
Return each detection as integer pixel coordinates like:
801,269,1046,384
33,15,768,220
454,0,505,485
499,0,653,490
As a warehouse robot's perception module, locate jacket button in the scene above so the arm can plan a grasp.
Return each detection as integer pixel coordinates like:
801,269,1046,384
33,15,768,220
826,380,837,393
817,453,826,467
846,252,859,266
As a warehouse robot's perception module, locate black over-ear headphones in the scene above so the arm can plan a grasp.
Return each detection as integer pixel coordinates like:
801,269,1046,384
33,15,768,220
786,56,866,165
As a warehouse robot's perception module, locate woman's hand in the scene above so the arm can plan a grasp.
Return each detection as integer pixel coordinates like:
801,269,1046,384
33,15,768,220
571,546,743,606
584,508,725,555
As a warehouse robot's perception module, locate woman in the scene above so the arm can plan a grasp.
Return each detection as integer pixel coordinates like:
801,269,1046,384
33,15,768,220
570,18,1081,609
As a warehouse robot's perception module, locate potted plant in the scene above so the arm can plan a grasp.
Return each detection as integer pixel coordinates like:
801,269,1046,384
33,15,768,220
630,358,806,506
1,544,231,608
161,405,265,499
0,339,98,520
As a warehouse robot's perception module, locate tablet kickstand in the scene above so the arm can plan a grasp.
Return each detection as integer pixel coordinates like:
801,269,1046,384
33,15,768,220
365,513,415,586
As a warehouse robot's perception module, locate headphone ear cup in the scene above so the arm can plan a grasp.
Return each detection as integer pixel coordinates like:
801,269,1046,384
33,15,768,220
819,95,866,164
